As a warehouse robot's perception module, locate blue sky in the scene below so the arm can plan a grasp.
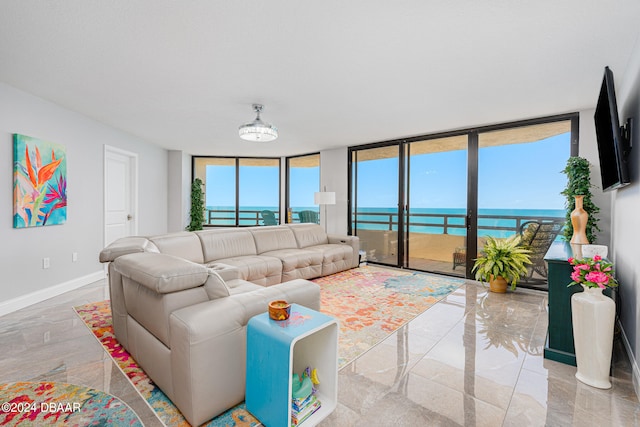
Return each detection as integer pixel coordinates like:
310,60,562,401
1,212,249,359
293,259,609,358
355,133,571,210
206,132,571,211
206,164,319,209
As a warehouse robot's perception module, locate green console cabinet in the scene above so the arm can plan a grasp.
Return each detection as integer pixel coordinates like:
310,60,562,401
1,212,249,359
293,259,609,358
544,242,582,366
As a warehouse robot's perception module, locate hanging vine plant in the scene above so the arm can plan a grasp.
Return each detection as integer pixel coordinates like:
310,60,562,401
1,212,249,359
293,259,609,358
560,157,600,243
187,178,205,231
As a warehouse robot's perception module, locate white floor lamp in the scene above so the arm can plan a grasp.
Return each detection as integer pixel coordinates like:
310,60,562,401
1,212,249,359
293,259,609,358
314,187,336,231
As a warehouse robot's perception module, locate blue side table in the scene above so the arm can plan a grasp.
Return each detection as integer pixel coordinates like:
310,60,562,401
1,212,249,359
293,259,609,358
246,304,338,427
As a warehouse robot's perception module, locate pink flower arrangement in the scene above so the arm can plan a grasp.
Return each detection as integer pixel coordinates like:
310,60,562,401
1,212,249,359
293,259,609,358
568,255,618,289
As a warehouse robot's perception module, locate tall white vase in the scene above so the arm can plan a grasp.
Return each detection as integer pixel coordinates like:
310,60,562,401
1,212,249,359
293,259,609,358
571,285,615,389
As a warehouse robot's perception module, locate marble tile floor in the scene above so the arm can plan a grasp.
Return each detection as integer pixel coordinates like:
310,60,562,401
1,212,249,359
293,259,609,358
0,279,638,427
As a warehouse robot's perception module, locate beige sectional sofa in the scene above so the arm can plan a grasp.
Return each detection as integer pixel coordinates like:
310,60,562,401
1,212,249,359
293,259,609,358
99,223,359,426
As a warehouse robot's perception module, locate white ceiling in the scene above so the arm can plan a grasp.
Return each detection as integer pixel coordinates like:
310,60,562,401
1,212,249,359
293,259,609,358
2,1,640,157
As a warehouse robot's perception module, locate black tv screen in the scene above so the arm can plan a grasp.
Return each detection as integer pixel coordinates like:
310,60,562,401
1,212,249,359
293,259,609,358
594,66,631,192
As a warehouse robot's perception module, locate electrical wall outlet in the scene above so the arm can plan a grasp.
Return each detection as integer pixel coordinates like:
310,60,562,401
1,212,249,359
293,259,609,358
72,252,78,262
42,258,50,269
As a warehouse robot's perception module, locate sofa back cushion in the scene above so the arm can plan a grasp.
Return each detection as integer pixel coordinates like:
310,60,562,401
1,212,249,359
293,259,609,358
249,226,298,254
99,236,159,263
287,223,329,248
196,229,257,262
148,232,204,264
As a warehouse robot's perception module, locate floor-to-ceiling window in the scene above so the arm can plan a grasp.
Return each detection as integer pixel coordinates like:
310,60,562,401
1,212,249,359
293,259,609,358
351,145,400,265
349,114,577,288
476,121,573,286
405,135,468,273
286,153,320,223
193,156,280,226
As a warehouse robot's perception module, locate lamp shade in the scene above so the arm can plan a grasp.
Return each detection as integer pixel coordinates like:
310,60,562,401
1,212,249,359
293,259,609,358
314,192,336,205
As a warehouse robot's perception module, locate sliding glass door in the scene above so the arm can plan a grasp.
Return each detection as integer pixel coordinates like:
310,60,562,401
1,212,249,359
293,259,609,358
238,158,280,226
349,115,577,286
351,145,400,266
477,121,572,286
405,135,468,276
286,154,320,223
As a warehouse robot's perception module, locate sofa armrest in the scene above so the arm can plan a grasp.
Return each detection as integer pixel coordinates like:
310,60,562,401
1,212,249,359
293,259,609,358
168,280,321,426
328,234,360,268
114,252,208,294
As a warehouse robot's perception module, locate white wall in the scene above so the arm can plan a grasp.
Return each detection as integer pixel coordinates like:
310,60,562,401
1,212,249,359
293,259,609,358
612,42,640,395
321,147,349,235
0,83,168,314
168,150,191,232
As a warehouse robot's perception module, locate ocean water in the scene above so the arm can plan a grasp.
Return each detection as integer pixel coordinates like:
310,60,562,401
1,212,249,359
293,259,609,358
206,205,565,238
352,207,565,238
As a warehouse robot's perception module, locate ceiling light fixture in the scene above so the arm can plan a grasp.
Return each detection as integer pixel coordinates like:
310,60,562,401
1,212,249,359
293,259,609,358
238,104,278,142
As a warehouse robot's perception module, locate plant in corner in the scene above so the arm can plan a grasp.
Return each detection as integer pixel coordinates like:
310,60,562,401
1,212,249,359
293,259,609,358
187,178,205,232
472,235,532,292
561,156,600,243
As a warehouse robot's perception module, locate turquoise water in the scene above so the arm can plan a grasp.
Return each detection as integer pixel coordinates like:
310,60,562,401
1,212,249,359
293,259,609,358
353,207,565,238
206,206,565,237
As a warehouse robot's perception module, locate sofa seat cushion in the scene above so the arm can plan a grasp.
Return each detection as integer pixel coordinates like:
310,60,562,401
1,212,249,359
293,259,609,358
261,248,323,281
216,255,282,287
226,279,263,295
307,244,356,276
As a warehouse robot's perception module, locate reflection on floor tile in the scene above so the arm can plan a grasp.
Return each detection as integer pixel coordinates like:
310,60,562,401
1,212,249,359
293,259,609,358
0,280,164,427
322,282,639,426
0,278,637,427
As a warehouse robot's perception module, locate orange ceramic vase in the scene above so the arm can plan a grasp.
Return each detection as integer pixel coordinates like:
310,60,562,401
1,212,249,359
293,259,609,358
570,195,589,244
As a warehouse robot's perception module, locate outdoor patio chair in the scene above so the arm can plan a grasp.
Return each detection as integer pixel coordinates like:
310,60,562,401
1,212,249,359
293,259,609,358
518,219,565,279
298,210,319,224
452,246,466,270
260,210,277,226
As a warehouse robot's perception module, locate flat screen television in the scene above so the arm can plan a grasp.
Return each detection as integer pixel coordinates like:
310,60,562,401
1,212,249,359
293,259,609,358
594,66,633,192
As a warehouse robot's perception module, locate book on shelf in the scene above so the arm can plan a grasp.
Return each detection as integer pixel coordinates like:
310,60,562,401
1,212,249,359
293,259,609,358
292,393,317,412
291,398,321,426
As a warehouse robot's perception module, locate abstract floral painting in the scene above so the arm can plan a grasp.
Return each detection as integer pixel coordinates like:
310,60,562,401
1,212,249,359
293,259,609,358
13,134,67,228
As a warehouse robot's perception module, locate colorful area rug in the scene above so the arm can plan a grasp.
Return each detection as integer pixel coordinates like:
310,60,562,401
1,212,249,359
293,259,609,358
315,265,464,366
74,265,463,426
0,381,142,426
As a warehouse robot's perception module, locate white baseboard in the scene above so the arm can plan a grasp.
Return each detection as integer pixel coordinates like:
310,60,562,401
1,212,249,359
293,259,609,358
618,320,640,401
0,270,105,317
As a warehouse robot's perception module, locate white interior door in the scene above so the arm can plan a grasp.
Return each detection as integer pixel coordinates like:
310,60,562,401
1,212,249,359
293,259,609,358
104,146,138,246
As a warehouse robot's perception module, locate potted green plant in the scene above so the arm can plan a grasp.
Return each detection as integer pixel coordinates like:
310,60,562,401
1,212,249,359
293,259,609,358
560,156,600,243
187,178,205,231
472,235,532,292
